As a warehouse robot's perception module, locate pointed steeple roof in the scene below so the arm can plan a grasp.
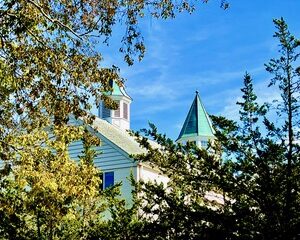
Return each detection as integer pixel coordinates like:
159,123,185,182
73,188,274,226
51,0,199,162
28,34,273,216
176,91,215,141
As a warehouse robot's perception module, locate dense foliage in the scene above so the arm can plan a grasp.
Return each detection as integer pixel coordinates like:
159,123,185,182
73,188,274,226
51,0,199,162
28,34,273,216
132,18,300,240
3,1,299,239
0,0,227,239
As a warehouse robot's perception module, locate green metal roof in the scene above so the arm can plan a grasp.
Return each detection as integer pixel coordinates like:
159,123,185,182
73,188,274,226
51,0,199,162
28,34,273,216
107,80,132,100
176,91,215,141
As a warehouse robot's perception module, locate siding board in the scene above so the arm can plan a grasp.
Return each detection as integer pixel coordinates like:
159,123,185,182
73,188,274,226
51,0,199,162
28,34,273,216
67,117,137,173
0,116,139,204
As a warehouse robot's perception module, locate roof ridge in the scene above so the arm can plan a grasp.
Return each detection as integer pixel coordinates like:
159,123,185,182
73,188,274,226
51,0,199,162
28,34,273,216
91,116,159,155
197,94,215,135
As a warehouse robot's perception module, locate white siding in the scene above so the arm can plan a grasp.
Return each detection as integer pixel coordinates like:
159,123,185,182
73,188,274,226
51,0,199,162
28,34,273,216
0,160,4,169
68,137,136,171
114,167,137,204
139,165,169,187
67,117,138,203
67,138,137,203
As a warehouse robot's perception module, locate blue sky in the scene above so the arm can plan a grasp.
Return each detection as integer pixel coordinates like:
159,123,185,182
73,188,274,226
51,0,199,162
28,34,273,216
95,0,300,140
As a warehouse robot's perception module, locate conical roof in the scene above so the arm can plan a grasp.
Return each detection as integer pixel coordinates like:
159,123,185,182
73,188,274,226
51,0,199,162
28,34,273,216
176,91,214,141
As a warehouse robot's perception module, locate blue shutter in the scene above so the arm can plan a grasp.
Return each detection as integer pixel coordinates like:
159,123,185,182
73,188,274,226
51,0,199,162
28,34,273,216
102,107,111,118
104,172,114,189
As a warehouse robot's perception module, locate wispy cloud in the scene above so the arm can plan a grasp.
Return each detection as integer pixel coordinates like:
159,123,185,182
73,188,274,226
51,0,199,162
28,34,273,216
255,80,281,105
131,100,187,119
128,83,177,100
186,23,229,43
215,78,282,121
127,65,267,121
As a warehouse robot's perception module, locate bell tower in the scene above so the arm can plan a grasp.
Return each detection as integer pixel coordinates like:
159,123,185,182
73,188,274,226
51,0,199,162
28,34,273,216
176,91,215,148
98,81,132,131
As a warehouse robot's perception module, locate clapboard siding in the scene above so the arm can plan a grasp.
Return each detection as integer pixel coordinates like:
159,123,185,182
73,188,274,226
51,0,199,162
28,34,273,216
68,117,139,203
68,136,136,171
68,116,82,126
67,117,137,172
66,117,138,203
0,116,139,204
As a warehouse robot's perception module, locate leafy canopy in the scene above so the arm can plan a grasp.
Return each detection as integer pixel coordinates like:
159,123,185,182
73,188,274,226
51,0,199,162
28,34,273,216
0,0,228,239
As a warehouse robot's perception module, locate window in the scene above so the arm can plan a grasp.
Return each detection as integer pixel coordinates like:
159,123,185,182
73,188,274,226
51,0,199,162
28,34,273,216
104,172,114,189
99,172,114,190
123,102,128,119
114,101,120,117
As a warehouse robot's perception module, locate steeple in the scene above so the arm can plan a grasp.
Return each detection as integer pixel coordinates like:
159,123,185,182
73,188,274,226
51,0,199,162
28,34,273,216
176,91,215,148
98,80,132,131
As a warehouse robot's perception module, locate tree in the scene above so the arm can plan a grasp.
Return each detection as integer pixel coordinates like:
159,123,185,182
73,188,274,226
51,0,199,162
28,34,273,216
236,72,266,139
210,18,300,239
265,17,300,239
212,73,288,239
130,18,300,240
0,0,228,238
0,126,106,239
130,124,232,240
89,176,144,240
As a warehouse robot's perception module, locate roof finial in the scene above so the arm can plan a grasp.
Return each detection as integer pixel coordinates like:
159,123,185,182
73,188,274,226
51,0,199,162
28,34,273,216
195,90,199,95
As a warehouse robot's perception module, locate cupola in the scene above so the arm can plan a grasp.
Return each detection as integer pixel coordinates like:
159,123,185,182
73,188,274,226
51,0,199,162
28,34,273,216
176,91,215,148
98,80,132,131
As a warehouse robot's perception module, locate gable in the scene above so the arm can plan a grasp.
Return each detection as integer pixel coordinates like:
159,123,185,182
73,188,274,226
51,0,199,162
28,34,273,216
68,116,138,171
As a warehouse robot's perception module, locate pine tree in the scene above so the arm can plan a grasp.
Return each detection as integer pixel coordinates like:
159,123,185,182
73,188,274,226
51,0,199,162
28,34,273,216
212,18,300,239
130,124,232,240
237,73,266,138
0,1,228,238
265,17,300,239
132,19,300,240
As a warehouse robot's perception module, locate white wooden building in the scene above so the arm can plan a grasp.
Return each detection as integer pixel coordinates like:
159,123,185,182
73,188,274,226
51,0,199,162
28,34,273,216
1,81,215,205
68,81,168,203
69,83,215,204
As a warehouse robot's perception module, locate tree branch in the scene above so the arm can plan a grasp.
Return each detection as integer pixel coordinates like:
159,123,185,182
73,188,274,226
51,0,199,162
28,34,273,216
27,0,82,40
